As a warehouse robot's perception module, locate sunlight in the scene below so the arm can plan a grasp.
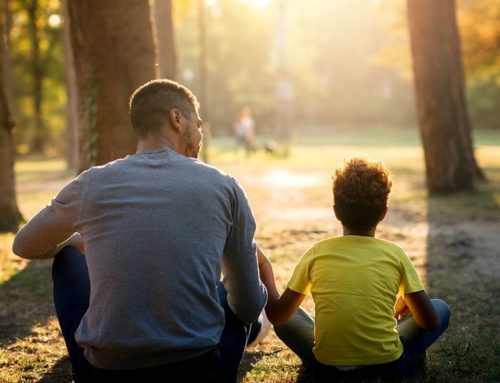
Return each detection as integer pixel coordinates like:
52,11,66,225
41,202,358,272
237,0,271,7
47,14,62,28
262,169,323,188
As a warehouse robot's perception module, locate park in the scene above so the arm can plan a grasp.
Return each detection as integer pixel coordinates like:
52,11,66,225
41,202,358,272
0,1,499,382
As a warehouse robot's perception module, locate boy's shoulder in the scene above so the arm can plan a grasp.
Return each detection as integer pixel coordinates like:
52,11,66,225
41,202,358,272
372,237,405,252
309,236,406,256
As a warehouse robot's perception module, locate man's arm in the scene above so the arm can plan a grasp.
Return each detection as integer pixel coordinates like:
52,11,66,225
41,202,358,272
257,246,305,325
12,179,80,259
222,179,267,324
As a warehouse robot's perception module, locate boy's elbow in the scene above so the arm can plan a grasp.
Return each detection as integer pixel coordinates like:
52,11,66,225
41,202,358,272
266,311,285,325
419,314,440,331
427,316,441,331
265,305,292,326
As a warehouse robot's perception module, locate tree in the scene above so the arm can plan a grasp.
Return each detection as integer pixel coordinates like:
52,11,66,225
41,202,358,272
407,0,485,193
153,0,177,79
61,0,78,170
0,7,23,232
67,0,157,172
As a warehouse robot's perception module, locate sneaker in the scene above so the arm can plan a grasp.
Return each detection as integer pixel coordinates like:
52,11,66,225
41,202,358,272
247,310,272,348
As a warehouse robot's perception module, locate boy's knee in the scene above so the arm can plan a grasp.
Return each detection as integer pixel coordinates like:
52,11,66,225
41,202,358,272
431,299,451,328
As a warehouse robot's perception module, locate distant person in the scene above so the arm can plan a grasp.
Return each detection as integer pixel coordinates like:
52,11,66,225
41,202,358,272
257,157,450,382
234,107,256,156
13,79,268,383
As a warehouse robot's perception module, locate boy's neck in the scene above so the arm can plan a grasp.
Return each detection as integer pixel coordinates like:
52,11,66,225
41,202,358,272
342,226,377,237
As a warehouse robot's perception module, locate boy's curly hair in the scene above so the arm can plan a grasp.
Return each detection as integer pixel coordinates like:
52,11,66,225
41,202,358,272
333,157,392,231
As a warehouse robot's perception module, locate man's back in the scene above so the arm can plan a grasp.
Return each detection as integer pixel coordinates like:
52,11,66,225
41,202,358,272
16,147,266,370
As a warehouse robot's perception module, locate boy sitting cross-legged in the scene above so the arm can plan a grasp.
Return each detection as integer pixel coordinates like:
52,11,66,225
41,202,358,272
257,157,450,382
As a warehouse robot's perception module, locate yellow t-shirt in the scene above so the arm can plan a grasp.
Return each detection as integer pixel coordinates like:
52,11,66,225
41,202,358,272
287,235,423,366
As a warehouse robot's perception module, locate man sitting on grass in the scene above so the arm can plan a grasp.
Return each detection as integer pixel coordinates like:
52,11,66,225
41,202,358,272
257,157,450,382
13,79,268,383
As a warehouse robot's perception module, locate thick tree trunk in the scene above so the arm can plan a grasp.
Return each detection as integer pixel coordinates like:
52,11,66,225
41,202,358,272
153,0,176,79
67,0,157,172
407,0,485,193
61,0,78,171
0,12,23,232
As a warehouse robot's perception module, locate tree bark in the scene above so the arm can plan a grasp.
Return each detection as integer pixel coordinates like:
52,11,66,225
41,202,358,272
153,0,177,79
0,10,23,232
407,0,485,193
67,0,157,172
61,0,78,171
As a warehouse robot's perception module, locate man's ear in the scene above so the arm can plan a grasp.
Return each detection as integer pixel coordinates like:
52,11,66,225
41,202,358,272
169,108,183,133
379,206,388,222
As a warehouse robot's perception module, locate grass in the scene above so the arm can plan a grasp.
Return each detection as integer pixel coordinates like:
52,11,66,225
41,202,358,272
1,130,500,382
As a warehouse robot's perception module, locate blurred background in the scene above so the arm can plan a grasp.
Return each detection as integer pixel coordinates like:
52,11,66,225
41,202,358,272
5,0,499,155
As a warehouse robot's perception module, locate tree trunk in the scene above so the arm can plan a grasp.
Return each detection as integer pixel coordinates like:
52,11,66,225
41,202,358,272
153,0,176,79
67,0,157,172
407,0,485,193
0,10,23,232
61,0,78,171
26,0,45,153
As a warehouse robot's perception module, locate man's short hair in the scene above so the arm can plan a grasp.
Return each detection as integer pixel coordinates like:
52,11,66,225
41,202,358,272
333,157,392,231
129,79,200,138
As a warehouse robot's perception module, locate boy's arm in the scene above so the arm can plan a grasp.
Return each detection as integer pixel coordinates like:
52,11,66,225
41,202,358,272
403,291,440,331
257,246,306,325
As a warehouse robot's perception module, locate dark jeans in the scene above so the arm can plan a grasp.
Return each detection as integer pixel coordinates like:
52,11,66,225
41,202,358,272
52,246,261,383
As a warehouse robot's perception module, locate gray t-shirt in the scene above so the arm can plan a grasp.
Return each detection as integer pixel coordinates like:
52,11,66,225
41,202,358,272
14,147,267,369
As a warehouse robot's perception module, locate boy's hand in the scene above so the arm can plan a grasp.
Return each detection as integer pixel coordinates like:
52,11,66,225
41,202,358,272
394,295,410,320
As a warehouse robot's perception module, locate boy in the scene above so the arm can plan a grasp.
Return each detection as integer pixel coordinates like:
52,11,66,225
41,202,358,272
257,157,450,381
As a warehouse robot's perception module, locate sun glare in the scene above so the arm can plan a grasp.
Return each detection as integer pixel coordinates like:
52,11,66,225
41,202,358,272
237,0,271,7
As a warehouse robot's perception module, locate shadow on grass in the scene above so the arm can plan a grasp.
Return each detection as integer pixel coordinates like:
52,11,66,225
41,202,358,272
37,356,72,383
425,183,500,382
0,261,53,343
0,260,73,382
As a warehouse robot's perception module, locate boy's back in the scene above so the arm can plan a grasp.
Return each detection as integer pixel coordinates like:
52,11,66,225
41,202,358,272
288,235,423,365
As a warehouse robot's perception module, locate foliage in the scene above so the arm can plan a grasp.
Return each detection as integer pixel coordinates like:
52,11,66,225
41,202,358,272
175,0,418,136
375,0,500,130
8,0,65,153
458,0,500,79
5,0,499,156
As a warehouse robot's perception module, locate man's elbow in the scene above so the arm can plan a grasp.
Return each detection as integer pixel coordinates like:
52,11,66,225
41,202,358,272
12,234,36,259
12,236,25,258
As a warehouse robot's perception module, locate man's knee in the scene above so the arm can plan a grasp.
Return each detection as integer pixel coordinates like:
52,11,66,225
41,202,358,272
52,246,87,284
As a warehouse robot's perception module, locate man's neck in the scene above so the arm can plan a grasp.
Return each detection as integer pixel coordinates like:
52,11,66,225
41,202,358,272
136,134,179,154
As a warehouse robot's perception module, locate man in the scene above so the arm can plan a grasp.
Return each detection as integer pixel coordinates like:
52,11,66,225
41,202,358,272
13,80,267,382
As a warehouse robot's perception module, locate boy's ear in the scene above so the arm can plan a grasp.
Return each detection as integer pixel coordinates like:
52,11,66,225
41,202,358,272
379,206,388,222
333,205,341,220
